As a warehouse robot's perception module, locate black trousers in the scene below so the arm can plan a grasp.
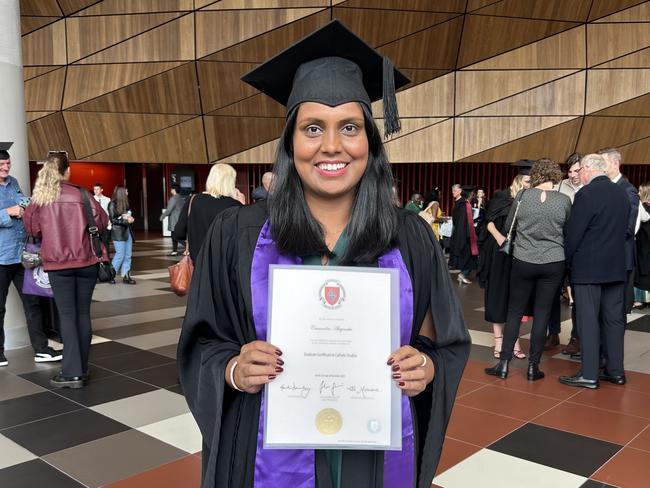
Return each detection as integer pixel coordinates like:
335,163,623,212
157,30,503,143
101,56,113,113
0,263,48,353
100,229,111,259
171,231,185,253
502,259,565,363
49,265,98,377
573,282,625,380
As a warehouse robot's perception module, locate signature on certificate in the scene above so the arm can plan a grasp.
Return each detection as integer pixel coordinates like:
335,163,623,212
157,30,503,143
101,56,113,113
279,382,312,398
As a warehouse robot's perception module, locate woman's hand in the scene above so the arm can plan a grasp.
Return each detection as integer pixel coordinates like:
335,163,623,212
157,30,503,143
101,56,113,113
495,233,506,247
226,340,283,394
388,346,435,397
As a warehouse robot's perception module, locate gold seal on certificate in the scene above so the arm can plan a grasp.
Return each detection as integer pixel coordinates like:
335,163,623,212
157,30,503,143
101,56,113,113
315,408,343,435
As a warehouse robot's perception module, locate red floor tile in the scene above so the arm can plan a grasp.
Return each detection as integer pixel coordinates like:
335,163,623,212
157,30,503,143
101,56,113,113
461,360,500,384
592,447,650,488
456,384,560,421
629,425,650,453
569,387,650,420
600,370,650,396
533,401,650,445
538,357,582,378
103,455,201,488
496,367,581,400
445,404,525,447
435,438,481,476
456,378,487,398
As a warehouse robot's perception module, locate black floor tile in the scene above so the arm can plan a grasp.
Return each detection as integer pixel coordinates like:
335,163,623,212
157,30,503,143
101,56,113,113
627,313,650,332
2,408,130,456
580,480,617,488
96,317,182,340
91,293,186,319
126,362,179,388
166,384,183,395
52,374,158,407
20,364,116,390
90,350,174,374
0,391,81,430
0,459,85,488
89,341,141,359
488,424,622,477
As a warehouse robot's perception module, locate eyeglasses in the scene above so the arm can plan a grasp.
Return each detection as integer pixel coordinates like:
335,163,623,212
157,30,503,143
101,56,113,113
576,167,585,172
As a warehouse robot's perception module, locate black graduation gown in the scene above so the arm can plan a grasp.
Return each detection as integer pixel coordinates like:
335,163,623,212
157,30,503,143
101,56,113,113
177,204,471,488
449,197,476,272
635,203,650,291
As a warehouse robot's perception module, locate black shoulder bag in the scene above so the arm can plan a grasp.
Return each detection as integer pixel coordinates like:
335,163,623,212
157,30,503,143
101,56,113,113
79,188,116,282
499,189,526,255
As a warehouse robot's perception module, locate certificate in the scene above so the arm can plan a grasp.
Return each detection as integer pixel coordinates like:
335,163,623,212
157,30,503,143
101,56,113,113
264,265,402,450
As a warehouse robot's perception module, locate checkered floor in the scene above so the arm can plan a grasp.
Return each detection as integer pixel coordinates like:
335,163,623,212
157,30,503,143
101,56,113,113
0,238,649,487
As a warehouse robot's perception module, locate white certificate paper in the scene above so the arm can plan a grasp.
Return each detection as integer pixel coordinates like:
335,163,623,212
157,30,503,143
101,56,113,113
264,265,402,450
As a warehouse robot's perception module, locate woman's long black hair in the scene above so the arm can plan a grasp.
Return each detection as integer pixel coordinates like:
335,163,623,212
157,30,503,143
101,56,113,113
268,103,399,265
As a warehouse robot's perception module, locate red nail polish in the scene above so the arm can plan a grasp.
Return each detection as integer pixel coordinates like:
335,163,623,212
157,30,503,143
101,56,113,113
398,381,405,387
268,375,277,380
392,373,401,379
275,349,283,356
387,357,395,365
392,364,400,372
275,366,284,373
277,358,284,366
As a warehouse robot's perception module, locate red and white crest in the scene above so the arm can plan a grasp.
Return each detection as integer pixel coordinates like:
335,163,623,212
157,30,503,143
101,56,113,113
319,280,345,308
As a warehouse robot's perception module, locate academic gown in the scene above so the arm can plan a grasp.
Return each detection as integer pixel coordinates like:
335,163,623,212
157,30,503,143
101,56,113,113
449,197,476,272
177,203,471,488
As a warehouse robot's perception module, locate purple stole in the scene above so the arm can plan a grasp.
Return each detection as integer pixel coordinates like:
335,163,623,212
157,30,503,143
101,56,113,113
251,221,415,487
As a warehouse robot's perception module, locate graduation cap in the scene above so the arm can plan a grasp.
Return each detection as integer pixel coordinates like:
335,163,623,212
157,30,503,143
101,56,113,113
512,159,535,176
241,20,410,138
0,142,13,151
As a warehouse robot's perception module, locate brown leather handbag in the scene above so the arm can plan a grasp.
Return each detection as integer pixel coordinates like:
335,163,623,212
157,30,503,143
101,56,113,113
168,195,195,296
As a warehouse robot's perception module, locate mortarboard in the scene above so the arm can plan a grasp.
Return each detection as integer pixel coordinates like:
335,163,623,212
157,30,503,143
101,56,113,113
241,20,410,138
512,159,535,176
0,142,13,151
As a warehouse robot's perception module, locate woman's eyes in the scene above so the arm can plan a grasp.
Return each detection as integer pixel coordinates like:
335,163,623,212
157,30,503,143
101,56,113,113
304,124,359,136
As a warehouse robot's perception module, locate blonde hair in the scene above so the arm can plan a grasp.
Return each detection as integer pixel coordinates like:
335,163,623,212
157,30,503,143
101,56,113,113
205,163,237,198
510,175,526,198
639,183,650,203
31,152,69,206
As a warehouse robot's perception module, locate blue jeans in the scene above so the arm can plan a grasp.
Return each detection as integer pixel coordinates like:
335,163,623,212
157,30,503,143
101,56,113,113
112,235,133,276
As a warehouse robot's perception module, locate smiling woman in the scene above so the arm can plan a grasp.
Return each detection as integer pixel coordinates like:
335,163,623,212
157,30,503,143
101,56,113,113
178,20,471,488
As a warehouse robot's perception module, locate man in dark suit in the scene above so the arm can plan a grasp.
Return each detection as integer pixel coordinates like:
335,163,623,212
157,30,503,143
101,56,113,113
598,147,639,314
560,154,630,389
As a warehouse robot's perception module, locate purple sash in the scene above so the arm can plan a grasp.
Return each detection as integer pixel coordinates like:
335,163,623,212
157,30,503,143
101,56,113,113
251,221,415,487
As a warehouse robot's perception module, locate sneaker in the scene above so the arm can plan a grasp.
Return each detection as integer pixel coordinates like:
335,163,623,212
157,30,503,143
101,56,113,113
34,347,63,363
0,352,7,367
169,251,179,256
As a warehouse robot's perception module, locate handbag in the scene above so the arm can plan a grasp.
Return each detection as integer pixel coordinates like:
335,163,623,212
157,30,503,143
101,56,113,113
22,265,54,298
499,189,526,255
79,188,115,283
22,237,42,269
168,195,196,296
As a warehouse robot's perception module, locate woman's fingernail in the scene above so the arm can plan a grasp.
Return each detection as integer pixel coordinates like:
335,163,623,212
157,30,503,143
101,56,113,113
392,373,401,379
387,357,395,365
275,366,284,373
268,375,277,380
392,364,400,372
275,349,283,356
277,358,284,366
398,381,405,387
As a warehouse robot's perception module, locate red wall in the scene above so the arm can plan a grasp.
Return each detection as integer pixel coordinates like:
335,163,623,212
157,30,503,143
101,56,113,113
29,161,125,198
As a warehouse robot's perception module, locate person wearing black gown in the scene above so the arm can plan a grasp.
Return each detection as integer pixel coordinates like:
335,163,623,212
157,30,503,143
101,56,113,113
449,184,478,284
177,20,470,488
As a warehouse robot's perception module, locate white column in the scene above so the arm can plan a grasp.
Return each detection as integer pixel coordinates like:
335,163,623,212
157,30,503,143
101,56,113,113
0,0,32,350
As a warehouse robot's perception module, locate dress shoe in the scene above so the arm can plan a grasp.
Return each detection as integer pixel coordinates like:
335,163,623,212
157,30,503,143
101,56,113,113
50,373,84,389
527,362,545,381
599,371,626,385
561,337,580,355
485,359,509,379
123,272,136,285
543,333,560,351
559,373,598,389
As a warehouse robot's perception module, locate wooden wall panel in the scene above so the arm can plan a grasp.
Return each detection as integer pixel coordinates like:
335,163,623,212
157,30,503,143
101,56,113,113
57,0,102,16
384,119,453,163
455,70,579,115
211,94,285,117
78,14,195,64
75,0,194,16
21,20,66,66
27,113,76,161
588,23,650,67
588,0,649,21
87,117,207,163
586,69,650,114
459,118,583,162
197,61,258,114
340,0,465,12
63,62,184,108
577,116,650,153
205,116,285,161
196,8,324,58
454,116,576,161
379,118,448,140
594,93,650,117
598,46,650,68
72,63,201,114
457,15,579,68
66,13,182,62
216,139,280,165
64,112,194,158
473,0,592,22
372,73,454,118
204,0,329,8
467,72,585,116
26,112,56,123
595,2,650,22
465,26,585,70
23,66,59,81
24,67,66,111
19,0,62,16
619,137,650,164
21,17,59,35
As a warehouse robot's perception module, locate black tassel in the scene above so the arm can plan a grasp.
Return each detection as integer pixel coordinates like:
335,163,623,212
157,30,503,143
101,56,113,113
382,56,401,139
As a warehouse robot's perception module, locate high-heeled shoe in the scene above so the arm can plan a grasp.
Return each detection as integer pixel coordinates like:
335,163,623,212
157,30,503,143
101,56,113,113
485,359,509,379
457,273,472,284
527,362,545,381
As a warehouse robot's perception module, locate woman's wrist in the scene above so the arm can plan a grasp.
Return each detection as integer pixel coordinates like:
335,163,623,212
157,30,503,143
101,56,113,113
225,355,242,391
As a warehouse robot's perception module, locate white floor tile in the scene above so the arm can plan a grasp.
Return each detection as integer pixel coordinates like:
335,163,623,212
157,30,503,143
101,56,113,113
90,335,111,344
91,389,189,428
130,272,172,280
138,412,202,454
0,434,37,469
115,328,181,350
469,329,495,348
433,449,587,488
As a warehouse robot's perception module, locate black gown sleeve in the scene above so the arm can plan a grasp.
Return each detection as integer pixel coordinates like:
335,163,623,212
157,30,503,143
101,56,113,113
174,196,191,241
398,211,471,488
